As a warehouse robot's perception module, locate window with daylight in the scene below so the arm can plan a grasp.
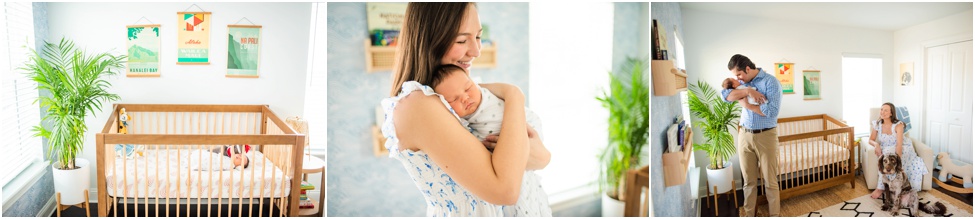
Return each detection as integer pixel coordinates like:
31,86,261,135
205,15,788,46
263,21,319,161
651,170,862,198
1,2,41,188
529,2,613,203
841,54,882,137
303,2,326,152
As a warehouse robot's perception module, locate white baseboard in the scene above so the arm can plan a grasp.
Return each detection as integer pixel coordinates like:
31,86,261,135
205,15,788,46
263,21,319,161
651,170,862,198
37,195,56,217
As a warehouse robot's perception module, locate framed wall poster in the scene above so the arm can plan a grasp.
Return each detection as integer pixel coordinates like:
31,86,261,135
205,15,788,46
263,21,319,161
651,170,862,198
176,12,211,64
900,62,914,86
775,62,795,94
227,25,261,78
126,24,161,77
803,70,821,100
366,3,407,31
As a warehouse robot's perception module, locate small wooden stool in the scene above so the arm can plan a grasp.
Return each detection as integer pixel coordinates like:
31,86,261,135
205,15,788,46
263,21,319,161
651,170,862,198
56,189,91,217
705,179,738,216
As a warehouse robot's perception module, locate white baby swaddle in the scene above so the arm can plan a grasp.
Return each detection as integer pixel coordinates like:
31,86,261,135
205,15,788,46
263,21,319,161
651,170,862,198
462,87,544,141
461,87,552,217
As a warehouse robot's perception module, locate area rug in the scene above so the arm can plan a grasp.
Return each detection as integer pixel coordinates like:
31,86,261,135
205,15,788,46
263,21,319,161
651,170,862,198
802,192,973,217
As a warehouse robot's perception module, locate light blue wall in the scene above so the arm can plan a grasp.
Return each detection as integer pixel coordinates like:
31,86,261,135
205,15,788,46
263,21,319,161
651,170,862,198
649,2,697,217
325,2,529,216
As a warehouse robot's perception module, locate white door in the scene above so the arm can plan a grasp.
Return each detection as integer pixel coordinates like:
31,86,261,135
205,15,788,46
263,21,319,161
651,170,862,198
924,40,973,164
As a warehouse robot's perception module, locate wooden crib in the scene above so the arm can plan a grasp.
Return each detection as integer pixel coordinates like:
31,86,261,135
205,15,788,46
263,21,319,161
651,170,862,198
753,114,857,203
95,104,306,217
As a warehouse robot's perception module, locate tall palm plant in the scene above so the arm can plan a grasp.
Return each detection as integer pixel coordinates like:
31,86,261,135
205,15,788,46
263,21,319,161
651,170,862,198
596,57,650,200
21,38,124,170
687,80,741,169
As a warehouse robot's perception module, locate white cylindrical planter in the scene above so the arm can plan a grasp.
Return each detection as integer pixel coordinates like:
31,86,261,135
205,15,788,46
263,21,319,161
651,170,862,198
52,158,91,205
706,161,734,194
601,193,626,217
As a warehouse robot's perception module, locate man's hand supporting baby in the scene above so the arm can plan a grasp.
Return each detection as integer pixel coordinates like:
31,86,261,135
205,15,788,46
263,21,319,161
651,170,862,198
727,88,767,116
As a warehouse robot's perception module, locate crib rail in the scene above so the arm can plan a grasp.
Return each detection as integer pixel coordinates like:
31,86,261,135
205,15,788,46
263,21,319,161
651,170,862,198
96,104,305,217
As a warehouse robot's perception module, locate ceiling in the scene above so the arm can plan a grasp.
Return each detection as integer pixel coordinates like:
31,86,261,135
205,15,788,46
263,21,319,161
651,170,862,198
679,2,973,31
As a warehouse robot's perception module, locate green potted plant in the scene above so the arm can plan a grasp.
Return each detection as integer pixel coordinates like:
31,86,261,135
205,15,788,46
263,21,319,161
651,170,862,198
596,57,649,216
21,38,124,205
687,80,741,194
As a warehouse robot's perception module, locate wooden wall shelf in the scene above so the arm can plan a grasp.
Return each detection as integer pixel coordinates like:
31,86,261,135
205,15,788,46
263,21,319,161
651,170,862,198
364,40,498,72
372,126,388,157
651,60,688,96
662,129,693,187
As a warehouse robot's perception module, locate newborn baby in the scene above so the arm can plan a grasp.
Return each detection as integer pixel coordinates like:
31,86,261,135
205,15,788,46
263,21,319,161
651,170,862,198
190,145,251,171
723,78,760,105
430,64,552,217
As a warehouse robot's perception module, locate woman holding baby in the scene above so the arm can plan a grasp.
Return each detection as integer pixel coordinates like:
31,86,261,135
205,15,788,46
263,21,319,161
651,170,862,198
380,2,552,216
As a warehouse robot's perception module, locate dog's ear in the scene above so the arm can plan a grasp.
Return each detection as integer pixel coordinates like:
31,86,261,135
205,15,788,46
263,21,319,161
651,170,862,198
878,155,886,173
895,155,903,173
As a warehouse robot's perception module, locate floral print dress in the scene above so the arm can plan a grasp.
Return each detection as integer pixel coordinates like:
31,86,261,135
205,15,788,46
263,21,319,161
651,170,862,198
381,81,503,216
875,120,928,192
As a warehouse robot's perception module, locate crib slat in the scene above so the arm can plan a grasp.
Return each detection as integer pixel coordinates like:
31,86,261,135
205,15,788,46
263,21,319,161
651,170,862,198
144,150,148,217
249,147,256,217
219,144,224,216
134,146,139,216
208,145,214,217
154,145,159,217
197,145,202,217
164,147,170,216
176,145,181,217
259,144,267,217
123,144,129,217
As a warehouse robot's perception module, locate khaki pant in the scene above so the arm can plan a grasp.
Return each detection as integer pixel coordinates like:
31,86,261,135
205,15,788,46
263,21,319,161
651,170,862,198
738,128,780,216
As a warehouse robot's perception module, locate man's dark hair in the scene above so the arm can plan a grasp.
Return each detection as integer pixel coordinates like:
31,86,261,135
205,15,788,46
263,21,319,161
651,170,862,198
728,54,756,71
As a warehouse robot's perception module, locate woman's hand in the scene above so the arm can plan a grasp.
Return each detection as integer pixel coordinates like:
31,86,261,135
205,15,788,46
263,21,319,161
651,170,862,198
874,141,882,156
480,83,522,100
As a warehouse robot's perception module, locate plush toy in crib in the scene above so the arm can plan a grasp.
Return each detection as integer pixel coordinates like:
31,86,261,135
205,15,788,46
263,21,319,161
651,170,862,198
116,108,145,157
118,108,131,134
937,152,973,188
115,144,138,159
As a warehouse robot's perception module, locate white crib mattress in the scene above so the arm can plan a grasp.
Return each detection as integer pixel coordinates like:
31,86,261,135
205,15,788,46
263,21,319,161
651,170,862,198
777,140,850,175
106,149,293,198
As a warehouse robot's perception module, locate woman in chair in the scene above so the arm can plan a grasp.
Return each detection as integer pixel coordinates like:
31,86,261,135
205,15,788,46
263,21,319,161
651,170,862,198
869,102,928,199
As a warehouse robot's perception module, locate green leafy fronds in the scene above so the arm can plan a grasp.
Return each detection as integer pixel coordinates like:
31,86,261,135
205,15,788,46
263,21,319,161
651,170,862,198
19,38,125,170
687,80,741,169
596,57,650,199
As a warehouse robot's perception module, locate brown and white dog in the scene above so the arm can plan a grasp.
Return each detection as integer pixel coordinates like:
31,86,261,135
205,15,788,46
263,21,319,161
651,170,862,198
879,154,947,216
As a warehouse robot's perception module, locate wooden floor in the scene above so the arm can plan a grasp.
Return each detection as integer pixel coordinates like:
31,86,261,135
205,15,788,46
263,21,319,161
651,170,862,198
700,173,974,217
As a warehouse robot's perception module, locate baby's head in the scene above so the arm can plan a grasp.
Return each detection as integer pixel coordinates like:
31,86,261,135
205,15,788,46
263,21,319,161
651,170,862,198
722,78,741,89
431,64,482,117
231,153,250,169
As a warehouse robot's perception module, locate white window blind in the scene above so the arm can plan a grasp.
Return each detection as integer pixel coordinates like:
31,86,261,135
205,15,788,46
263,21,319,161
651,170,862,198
0,2,40,187
302,2,326,151
529,2,612,200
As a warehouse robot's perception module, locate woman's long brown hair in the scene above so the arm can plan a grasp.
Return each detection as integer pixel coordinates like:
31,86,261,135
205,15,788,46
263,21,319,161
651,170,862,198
389,2,474,97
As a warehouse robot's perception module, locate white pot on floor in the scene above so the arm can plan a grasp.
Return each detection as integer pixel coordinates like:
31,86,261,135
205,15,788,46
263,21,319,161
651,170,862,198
706,161,734,194
52,158,91,205
601,193,626,217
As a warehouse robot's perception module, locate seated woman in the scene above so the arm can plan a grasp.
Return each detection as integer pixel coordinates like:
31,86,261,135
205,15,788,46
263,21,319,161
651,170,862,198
869,102,928,199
